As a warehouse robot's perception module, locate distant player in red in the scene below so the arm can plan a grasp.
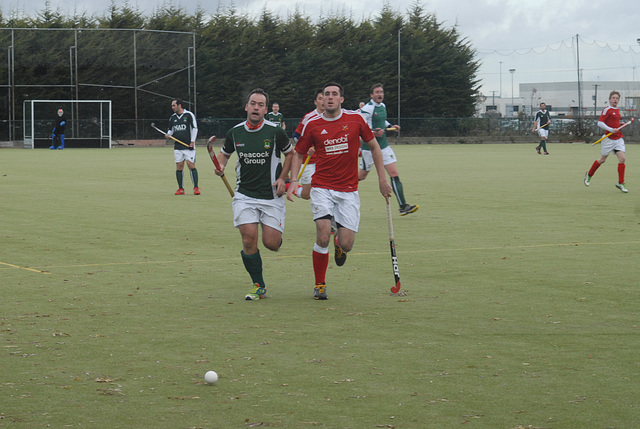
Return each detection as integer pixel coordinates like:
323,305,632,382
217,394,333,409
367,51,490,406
287,82,392,300
584,90,628,192
291,88,324,200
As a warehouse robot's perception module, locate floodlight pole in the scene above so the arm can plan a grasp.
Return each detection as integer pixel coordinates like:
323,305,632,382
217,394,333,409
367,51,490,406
509,68,516,117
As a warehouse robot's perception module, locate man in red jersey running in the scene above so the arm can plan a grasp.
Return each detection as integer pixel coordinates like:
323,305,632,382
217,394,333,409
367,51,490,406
287,82,392,300
584,90,629,192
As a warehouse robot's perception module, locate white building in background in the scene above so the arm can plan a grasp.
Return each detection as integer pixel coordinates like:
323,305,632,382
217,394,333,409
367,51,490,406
477,81,640,119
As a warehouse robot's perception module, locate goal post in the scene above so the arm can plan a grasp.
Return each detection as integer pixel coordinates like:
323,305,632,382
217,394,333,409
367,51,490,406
23,100,112,149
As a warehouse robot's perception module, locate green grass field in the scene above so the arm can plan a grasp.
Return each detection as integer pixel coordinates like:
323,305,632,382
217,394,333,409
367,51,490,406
1,143,639,428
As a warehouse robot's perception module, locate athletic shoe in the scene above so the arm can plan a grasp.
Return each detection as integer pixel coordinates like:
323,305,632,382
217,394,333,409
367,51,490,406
399,204,419,216
615,183,629,193
544,152,549,155
193,187,201,195
245,283,266,300
58,145,64,149
584,172,591,187
536,147,541,154
49,145,56,150
313,283,328,300
175,188,185,195
334,235,347,267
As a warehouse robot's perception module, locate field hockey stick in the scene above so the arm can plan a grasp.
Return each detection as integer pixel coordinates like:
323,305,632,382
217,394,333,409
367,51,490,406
150,123,190,148
592,118,635,145
386,199,401,294
206,136,235,197
533,121,550,132
297,155,311,180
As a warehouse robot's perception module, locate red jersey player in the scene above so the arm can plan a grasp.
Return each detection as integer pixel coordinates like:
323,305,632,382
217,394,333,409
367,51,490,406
584,90,628,192
287,82,392,300
291,88,324,200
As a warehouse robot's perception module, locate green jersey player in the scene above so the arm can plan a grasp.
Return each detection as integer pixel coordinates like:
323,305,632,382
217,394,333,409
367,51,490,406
167,99,200,195
359,83,418,216
266,102,286,130
213,89,293,300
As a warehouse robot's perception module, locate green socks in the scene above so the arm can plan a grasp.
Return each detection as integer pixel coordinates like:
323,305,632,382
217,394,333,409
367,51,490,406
241,250,265,287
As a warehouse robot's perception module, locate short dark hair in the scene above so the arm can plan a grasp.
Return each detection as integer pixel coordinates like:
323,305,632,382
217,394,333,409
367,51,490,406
314,87,323,101
173,99,184,108
370,83,384,94
246,88,269,107
323,82,344,97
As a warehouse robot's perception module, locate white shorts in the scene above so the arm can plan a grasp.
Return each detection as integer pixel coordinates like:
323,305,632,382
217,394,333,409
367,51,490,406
601,137,625,156
537,129,549,139
299,163,315,185
359,146,397,172
309,188,360,233
232,192,286,233
174,149,196,164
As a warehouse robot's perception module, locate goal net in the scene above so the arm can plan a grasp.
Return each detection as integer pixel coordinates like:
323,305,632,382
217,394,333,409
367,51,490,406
23,100,112,149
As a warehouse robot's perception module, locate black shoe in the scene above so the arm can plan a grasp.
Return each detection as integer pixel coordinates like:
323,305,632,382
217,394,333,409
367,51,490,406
399,204,419,216
334,235,347,266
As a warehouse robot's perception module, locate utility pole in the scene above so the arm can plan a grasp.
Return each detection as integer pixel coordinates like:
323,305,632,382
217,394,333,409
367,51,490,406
593,84,599,118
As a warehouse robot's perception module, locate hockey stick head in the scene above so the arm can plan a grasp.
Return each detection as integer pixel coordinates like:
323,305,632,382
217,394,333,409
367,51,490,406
150,123,165,135
207,136,222,170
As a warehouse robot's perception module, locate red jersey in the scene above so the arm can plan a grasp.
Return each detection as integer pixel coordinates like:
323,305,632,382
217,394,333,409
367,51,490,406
599,106,622,140
294,109,321,163
296,109,375,192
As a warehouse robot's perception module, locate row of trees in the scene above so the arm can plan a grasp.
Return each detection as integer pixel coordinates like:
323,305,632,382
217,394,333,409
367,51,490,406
1,1,480,136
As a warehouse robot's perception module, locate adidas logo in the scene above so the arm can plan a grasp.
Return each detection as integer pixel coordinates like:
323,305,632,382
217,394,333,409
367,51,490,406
321,129,328,134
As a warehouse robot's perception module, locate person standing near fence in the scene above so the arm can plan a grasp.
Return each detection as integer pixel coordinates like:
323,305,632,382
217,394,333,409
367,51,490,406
50,108,66,150
167,99,200,195
532,102,551,155
267,102,286,131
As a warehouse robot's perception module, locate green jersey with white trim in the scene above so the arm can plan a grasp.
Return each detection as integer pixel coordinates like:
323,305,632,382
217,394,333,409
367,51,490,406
168,109,197,150
222,120,292,200
266,112,284,128
359,100,390,150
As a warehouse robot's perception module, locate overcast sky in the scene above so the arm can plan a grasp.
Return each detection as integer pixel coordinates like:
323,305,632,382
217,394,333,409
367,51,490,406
3,0,640,98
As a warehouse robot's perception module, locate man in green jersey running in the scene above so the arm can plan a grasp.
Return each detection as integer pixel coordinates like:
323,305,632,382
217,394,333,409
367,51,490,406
266,102,286,131
359,83,418,216
213,89,294,300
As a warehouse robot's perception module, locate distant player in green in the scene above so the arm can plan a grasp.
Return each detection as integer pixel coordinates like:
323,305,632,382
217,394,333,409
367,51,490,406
212,89,294,300
359,83,418,216
532,102,551,155
266,102,286,130
166,99,200,195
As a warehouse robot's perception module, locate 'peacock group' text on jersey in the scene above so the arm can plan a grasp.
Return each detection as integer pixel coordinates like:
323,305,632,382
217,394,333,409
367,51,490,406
222,120,292,200
296,109,375,192
360,100,390,151
266,112,284,129
599,106,622,140
168,109,198,150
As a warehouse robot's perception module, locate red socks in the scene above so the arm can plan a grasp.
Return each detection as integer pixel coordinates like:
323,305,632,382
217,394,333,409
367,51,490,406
588,160,601,177
312,250,329,285
618,163,625,184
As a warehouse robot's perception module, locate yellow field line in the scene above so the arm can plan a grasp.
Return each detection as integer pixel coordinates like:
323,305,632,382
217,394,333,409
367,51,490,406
0,261,51,274
2,240,638,273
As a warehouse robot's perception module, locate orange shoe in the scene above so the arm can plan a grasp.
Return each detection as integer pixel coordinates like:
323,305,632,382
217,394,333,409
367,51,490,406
175,188,185,195
193,187,201,195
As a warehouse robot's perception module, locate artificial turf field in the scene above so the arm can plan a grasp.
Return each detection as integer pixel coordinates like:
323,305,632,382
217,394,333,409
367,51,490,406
1,143,639,428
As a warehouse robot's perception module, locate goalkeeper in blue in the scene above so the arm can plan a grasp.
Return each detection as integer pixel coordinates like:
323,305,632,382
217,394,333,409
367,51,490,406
50,108,66,150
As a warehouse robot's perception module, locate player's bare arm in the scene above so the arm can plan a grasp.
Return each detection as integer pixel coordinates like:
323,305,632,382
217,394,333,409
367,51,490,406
214,153,230,177
274,150,294,197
